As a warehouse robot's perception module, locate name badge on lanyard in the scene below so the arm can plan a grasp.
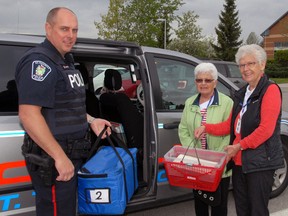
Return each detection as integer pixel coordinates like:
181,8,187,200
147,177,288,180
235,100,249,134
236,86,254,134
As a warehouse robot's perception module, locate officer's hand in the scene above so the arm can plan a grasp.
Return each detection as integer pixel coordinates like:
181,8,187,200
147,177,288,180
90,118,111,138
54,156,75,182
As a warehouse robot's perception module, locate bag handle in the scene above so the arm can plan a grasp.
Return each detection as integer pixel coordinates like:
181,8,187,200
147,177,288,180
85,127,130,203
86,128,137,195
105,135,130,203
86,126,132,162
86,126,108,162
110,132,137,191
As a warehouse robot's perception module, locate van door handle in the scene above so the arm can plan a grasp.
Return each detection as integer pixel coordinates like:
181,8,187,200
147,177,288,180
234,80,240,83
163,121,180,129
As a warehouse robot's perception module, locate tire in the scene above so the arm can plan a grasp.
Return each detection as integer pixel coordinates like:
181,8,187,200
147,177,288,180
270,136,288,198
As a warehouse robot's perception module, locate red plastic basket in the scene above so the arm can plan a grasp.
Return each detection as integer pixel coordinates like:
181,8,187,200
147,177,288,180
164,146,227,192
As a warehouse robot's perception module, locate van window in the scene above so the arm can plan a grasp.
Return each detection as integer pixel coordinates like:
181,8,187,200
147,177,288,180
0,45,27,113
227,64,242,78
214,64,227,76
216,80,232,96
155,58,196,110
154,58,235,111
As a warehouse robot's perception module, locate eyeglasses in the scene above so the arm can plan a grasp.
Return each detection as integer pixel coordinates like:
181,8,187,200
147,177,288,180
238,62,257,69
195,79,214,84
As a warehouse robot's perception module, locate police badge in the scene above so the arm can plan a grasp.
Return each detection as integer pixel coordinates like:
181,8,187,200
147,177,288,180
31,60,52,81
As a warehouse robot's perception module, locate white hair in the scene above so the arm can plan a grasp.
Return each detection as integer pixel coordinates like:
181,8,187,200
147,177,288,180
194,62,218,80
235,44,267,64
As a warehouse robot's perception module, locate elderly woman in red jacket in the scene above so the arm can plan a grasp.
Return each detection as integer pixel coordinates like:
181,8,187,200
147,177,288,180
195,44,284,216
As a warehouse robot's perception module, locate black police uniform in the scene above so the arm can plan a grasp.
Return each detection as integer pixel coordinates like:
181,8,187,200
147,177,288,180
15,39,88,216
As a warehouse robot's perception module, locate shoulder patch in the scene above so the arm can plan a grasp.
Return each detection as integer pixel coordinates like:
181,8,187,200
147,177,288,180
31,60,52,81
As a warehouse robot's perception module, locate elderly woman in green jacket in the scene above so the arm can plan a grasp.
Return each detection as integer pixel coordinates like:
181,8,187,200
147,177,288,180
178,62,233,216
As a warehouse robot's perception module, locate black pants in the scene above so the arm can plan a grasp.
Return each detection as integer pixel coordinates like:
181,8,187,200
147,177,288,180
194,177,230,216
232,165,275,216
26,159,82,216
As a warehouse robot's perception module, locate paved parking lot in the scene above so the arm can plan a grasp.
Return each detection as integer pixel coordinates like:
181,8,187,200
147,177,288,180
279,83,288,112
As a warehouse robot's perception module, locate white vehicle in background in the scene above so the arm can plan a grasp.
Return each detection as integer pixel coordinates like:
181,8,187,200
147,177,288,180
93,65,141,98
93,66,128,94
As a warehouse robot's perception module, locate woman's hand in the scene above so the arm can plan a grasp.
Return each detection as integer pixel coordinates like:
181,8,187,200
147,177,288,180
194,125,206,139
224,143,241,161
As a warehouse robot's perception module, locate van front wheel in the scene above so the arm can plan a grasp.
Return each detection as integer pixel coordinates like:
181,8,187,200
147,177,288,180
270,136,288,198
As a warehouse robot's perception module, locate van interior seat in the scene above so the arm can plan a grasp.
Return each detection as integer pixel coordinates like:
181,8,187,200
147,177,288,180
76,62,100,118
99,69,144,161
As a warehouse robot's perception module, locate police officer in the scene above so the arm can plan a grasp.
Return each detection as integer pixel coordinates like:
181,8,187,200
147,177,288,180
15,7,111,216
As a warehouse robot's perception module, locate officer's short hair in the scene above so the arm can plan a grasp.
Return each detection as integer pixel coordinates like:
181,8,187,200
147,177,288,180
46,7,76,25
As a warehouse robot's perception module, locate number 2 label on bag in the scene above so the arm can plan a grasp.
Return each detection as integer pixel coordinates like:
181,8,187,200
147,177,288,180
88,188,110,203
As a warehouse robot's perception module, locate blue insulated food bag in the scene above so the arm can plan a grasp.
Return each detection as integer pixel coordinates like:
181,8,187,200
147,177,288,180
78,144,138,215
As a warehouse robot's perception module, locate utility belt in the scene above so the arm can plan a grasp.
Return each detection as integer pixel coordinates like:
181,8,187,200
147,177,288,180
23,132,92,159
60,138,92,160
22,133,92,186
55,129,92,159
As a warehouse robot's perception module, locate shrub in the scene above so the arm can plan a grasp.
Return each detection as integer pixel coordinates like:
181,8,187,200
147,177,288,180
274,50,288,66
265,55,288,78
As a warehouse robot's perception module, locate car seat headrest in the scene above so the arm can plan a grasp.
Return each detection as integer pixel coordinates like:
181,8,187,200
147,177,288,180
104,69,122,91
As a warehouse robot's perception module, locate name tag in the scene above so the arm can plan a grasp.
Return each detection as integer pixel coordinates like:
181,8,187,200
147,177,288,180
236,118,241,134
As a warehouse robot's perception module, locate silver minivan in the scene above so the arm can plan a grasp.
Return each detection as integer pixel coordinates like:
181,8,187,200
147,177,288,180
0,33,287,215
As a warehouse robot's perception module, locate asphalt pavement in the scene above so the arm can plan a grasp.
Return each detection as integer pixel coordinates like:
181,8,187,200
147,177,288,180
279,83,288,112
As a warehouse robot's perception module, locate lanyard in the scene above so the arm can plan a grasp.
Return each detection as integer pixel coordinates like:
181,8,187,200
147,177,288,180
207,95,214,108
236,95,251,134
200,94,214,149
239,99,250,119
200,94,214,121
240,86,254,119
200,94,214,113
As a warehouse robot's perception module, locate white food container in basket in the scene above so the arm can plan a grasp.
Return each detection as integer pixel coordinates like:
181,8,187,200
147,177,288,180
164,145,227,192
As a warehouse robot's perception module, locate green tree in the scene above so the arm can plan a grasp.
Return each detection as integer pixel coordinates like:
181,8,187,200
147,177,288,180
120,0,164,47
95,0,127,40
154,0,184,48
94,0,183,47
168,11,215,58
174,10,202,41
212,0,243,61
168,37,215,59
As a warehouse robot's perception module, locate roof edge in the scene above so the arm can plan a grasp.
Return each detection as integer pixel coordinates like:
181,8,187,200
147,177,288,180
260,11,288,37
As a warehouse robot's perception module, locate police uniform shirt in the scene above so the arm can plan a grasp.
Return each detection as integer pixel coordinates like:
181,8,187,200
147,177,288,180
15,39,88,137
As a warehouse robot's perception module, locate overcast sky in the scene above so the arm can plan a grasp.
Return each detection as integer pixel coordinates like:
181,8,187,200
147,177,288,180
0,0,286,41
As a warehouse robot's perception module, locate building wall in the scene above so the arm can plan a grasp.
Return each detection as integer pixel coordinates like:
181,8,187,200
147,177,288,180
262,13,288,59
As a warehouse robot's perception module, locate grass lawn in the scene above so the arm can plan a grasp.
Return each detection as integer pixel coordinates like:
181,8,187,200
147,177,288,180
270,78,288,84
